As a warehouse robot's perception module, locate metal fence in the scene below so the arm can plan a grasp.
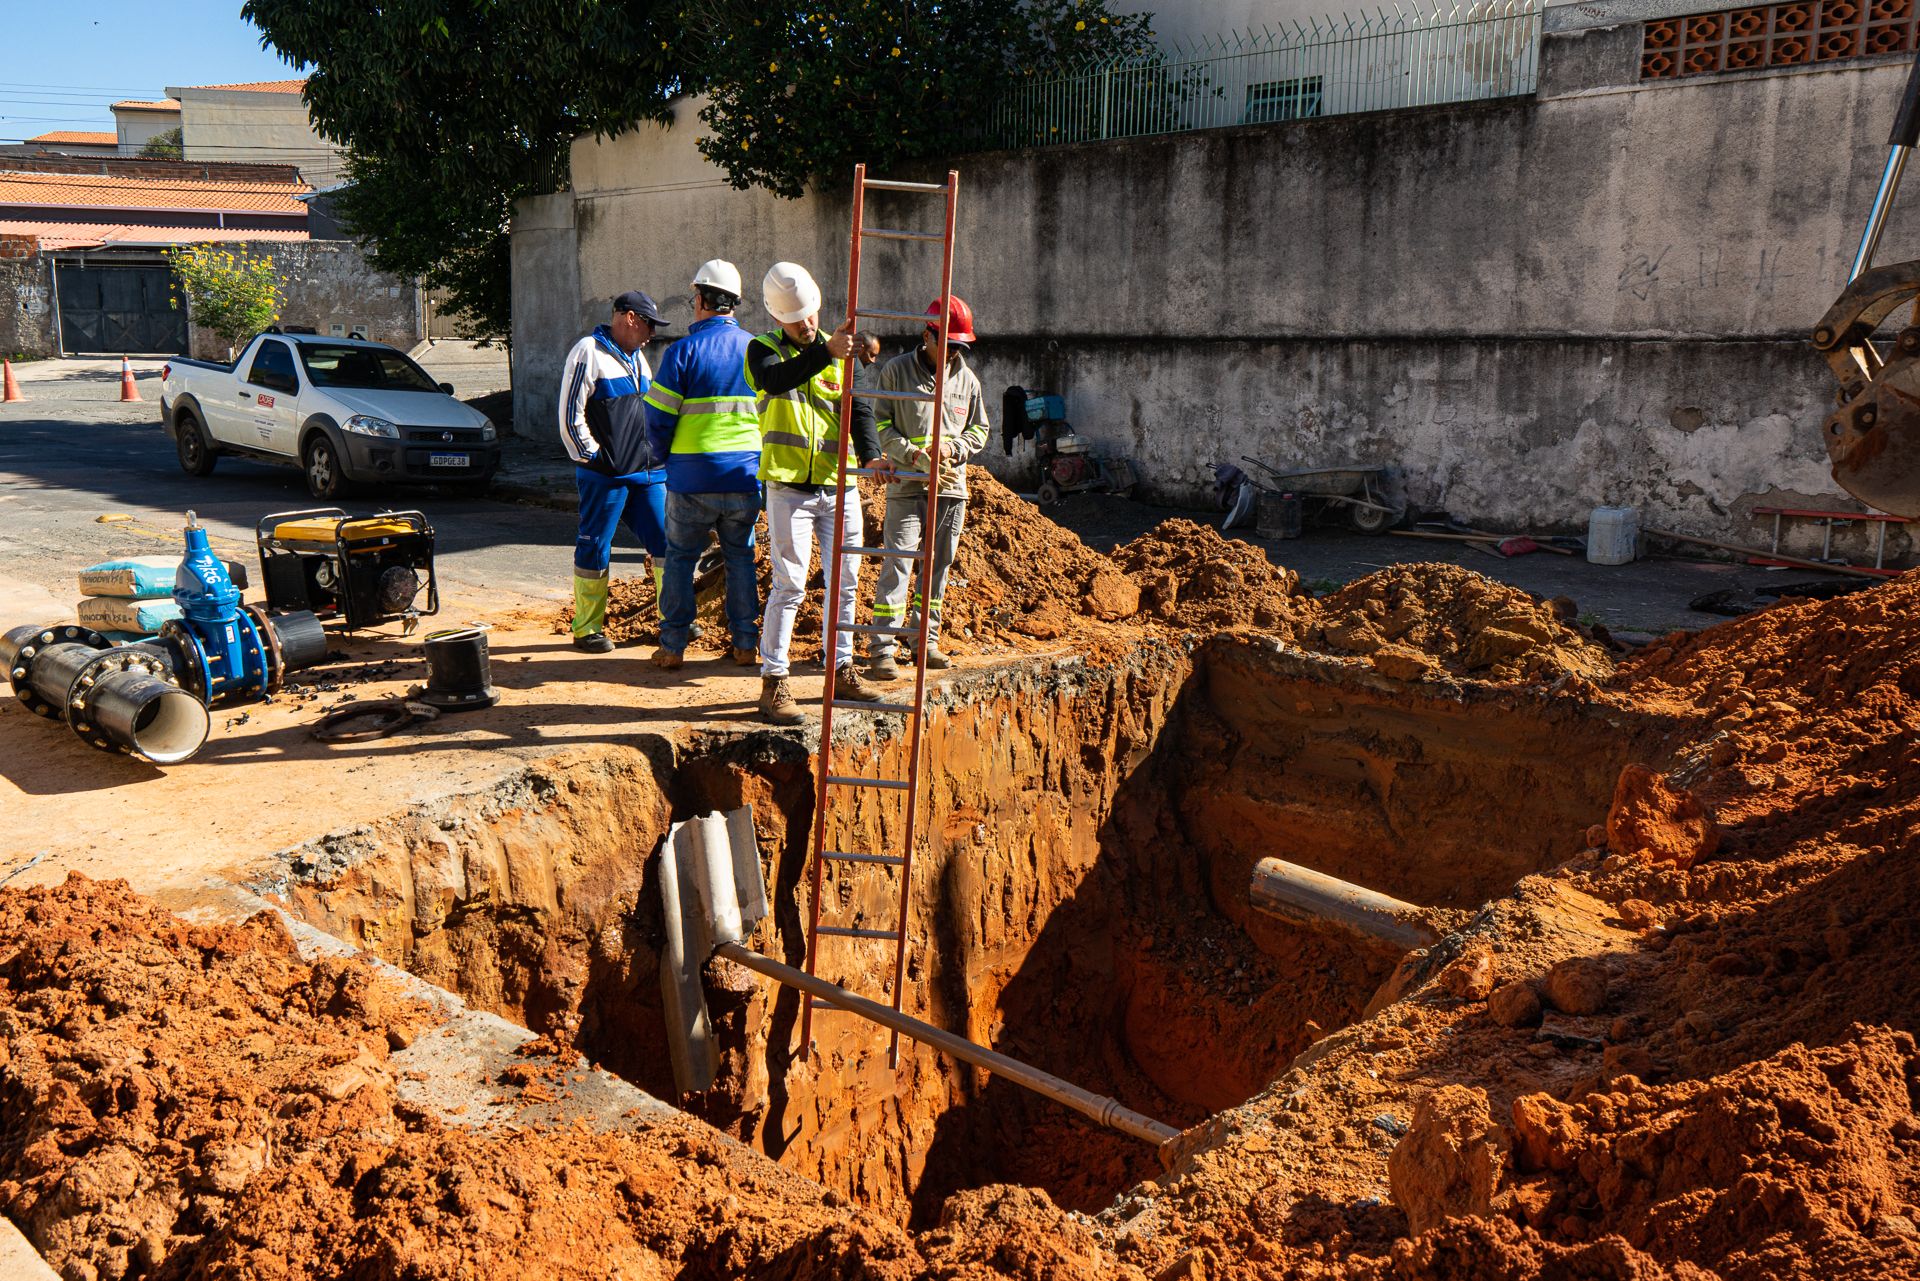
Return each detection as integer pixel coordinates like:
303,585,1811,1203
987,0,1543,150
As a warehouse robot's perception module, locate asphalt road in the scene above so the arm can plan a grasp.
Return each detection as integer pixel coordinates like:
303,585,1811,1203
0,362,593,617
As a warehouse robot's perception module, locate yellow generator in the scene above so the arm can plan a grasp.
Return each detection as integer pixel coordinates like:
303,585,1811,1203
256,508,438,632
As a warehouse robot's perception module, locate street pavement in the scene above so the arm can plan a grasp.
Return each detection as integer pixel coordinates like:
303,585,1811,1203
0,356,596,623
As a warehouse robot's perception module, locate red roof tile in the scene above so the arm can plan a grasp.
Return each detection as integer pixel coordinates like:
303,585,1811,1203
26,132,118,146
0,220,310,250
111,99,181,112
181,79,308,93
0,170,310,215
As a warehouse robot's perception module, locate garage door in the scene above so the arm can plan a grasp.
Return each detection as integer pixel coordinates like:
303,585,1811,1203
56,263,187,355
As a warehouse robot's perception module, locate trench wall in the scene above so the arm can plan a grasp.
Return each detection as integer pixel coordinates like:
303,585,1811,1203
512,14,1918,559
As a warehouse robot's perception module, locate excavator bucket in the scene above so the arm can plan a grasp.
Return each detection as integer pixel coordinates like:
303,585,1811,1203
1812,260,1920,517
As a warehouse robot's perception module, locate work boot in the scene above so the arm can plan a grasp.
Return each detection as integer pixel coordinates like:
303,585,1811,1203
573,632,613,654
834,662,887,703
757,676,804,725
652,647,684,671
922,643,952,670
867,650,900,682
730,645,759,667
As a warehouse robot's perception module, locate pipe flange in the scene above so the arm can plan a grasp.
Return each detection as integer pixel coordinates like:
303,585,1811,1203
157,620,210,701
242,603,286,694
8,624,108,720
66,648,179,753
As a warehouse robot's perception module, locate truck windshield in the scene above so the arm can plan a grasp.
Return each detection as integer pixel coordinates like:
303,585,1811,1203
298,345,441,392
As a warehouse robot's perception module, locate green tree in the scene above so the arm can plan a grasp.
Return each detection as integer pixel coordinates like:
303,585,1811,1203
241,0,681,340
139,126,183,160
166,245,283,354
683,0,1156,197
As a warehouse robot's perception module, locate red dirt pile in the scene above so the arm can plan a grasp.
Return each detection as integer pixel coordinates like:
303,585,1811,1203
567,473,1612,686
0,875,1130,1280
1303,562,1613,684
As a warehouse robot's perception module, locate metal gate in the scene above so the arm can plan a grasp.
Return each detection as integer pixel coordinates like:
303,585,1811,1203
55,263,186,355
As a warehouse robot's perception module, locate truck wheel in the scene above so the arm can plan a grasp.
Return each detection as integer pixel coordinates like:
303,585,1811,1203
303,434,352,500
175,408,217,477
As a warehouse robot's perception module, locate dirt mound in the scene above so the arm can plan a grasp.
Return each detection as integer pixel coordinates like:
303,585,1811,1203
1109,518,1306,635
1305,562,1613,684
0,875,1125,1281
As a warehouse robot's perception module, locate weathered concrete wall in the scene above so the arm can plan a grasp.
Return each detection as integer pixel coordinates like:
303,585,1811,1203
175,87,346,188
508,193,583,436
186,241,422,361
510,31,1920,547
0,243,54,359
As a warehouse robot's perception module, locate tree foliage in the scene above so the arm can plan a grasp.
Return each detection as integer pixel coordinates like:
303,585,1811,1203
166,246,283,351
241,0,680,340
138,127,183,160
683,0,1155,197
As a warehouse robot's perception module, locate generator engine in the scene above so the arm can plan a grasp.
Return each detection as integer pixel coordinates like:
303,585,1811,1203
256,508,439,632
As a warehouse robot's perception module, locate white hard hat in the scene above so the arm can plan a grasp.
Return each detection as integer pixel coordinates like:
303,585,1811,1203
763,262,823,324
692,259,743,298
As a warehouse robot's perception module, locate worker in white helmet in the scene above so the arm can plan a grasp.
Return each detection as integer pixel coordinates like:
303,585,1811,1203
745,262,892,724
643,260,763,669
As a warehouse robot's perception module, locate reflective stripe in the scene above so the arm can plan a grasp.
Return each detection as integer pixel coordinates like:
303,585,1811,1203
751,329,846,486
644,384,685,414
761,430,814,451
576,566,610,581
872,602,903,618
685,397,760,415
670,410,762,455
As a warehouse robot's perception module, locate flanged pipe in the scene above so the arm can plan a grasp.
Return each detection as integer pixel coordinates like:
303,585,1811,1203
2,624,209,762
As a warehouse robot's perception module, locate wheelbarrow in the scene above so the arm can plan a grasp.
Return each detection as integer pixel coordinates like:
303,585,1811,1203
1239,458,1403,534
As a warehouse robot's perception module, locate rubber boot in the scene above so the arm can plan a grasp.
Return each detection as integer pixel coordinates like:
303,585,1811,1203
572,574,608,641
758,676,804,725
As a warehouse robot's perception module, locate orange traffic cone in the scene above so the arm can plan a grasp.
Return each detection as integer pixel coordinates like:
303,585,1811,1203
1,359,21,403
118,355,140,402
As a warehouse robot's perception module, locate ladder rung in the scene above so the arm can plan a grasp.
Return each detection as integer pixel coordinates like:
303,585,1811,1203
862,178,947,193
844,623,916,636
823,850,906,865
830,699,917,714
843,545,923,559
861,226,943,242
851,388,938,403
816,926,898,939
853,307,934,323
826,774,911,790
847,467,930,480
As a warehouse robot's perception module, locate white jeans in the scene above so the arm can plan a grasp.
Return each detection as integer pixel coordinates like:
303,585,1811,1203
761,482,863,678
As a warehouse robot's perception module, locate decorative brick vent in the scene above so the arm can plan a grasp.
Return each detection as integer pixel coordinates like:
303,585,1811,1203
1641,0,1918,79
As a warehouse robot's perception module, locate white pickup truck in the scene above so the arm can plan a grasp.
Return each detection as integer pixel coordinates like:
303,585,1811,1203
160,330,501,499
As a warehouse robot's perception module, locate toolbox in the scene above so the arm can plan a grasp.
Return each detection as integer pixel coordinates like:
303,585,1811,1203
256,507,439,632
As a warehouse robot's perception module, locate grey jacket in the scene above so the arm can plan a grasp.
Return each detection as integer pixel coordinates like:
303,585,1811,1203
875,347,991,501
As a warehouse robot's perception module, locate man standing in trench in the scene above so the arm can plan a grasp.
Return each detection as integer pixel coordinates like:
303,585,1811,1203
557,290,671,653
867,297,990,679
746,262,891,723
644,260,763,670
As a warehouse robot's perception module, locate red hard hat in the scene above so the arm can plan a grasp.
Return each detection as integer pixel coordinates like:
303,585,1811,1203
924,295,976,344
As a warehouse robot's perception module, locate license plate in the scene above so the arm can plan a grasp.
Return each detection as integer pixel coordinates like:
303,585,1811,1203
429,453,469,468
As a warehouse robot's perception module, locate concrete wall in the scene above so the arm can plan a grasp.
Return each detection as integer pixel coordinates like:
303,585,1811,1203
113,106,181,155
0,240,54,359
186,240,422,360
175,88,346,189
509,20,1920,552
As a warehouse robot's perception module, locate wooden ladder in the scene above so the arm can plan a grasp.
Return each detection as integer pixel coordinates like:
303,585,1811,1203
799,165,960,1065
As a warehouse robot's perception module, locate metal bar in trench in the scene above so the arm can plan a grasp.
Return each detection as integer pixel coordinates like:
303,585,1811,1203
715,941,1181,1147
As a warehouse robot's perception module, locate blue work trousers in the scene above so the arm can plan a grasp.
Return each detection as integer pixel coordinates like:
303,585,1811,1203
660,489,761,654
574,465,667,572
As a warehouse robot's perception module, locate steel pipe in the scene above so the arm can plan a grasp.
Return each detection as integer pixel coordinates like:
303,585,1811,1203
1248,857,1438,950
82,669,208,764
715,942,1181,1147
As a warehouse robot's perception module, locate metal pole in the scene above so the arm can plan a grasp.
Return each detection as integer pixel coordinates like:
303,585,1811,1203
1851,48,1920,280
1248,856,1438,950
717,941,1181,1146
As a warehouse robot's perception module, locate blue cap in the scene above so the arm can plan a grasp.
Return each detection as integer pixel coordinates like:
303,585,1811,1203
613,290,670,326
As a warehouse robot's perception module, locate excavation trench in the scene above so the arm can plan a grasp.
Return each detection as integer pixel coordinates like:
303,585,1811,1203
260,635,1679,1226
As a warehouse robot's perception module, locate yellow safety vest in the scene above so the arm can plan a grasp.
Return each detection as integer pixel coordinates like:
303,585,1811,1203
745,331,845,486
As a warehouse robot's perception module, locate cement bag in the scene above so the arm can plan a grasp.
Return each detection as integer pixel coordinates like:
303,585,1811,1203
76,596,182,634
78,557,178,598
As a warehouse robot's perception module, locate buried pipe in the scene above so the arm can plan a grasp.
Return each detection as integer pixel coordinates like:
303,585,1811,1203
714,941,1182,1147
1248,856,1439,951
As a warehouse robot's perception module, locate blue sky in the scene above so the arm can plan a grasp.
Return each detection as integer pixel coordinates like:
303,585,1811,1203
0,0,298,142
